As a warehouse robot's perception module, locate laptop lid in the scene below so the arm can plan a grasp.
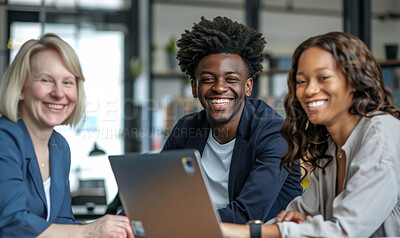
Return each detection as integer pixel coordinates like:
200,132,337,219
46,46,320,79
109,149,224,238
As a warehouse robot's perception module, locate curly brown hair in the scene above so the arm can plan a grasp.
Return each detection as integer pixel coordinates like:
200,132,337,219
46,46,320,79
176,16,266,80
280,31,400,178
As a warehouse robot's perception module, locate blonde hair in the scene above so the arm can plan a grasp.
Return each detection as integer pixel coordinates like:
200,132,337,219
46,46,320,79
0,33,86,128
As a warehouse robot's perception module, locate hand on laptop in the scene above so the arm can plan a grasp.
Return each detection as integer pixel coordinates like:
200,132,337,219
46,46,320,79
83,214,134,238
275,210,311,224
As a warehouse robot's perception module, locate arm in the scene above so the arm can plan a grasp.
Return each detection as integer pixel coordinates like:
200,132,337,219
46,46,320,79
221,223,280,238
162,118,185,151
163,111,208,152
277,122,400,238
275,210,311,224
220,149,396,238
218,125,302,223
0,127,52,236
38,215,133,238
0,127,133,238
54,138,80,224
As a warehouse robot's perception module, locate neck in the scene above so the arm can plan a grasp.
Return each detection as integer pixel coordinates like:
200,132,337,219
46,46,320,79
211,123,238,144
326,114,359,148
209,103,244,144
22,117,53,148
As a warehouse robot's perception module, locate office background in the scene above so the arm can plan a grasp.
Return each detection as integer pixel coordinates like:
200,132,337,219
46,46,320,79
1,0,399,217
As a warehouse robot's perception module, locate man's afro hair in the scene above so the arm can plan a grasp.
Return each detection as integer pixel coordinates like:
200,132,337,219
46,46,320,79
176,16,266,80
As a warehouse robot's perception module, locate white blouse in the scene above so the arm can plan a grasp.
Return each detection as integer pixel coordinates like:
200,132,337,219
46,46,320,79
276,114,400,237
43,177,51,221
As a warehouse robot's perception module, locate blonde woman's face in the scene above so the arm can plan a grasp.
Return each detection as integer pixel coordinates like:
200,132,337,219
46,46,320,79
20,49,77,131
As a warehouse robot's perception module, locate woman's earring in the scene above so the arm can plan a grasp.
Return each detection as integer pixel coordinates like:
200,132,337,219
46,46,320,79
19,95,24,100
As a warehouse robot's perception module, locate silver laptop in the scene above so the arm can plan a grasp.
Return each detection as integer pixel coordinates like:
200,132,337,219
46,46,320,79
108,149,224,238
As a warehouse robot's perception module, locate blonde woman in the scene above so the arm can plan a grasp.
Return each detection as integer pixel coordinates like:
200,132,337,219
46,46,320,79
0,33,133,238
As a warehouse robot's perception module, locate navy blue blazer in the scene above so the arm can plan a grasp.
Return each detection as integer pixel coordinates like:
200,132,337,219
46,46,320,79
0,117,79,237
163,98,303,223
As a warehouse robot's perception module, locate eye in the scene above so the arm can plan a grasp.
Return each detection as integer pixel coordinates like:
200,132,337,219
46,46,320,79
63,78,76,87
200,77,214,83
296,79,306,85
40,77,53,84
319,75,330,81
226,77,239,82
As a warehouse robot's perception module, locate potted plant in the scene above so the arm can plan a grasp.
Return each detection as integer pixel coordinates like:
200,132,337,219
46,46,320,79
166,37,179,70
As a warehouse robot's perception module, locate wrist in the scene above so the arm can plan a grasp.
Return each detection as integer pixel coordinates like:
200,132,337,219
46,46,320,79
81,223,93,238
246,220,263,238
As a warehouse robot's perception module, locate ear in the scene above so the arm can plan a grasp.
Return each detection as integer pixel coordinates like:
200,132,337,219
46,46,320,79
245,78,253,97
191,79,197,98
19,89,24,101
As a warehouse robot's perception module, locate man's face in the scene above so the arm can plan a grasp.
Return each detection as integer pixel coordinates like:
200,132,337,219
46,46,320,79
192,53,253,127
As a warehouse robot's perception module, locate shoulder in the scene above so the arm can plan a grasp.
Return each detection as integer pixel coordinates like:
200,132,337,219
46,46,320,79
245,98,284,121
353,113,400,164
360,113,400,138
0,116,22,131
51,130,69,145
163,110,208,150
51,130,70,152
0,117,27,141
0,118,31,162
50,130,72,174
240,99,287,154
242,98,284,133
172,110,207,129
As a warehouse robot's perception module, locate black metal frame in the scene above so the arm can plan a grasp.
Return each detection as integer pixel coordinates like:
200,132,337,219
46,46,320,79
343,0,371,48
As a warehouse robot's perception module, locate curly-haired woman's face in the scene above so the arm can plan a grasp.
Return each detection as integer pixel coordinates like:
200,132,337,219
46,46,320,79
192,53,252,130
295,47,355,128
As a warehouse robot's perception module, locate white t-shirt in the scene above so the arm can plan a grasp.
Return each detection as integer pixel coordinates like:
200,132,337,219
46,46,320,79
43,177,51,221
201,130,235,209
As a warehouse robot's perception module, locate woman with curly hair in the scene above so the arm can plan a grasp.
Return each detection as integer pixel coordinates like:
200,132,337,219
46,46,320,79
221,31,400,237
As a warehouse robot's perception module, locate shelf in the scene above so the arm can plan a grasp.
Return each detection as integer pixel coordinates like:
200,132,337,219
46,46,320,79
264,68,290,74
262,60,400,74
151,71,186,79
379,59,400,67
151,59,400,82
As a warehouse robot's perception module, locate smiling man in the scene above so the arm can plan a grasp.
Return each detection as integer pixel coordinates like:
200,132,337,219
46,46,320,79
163,16,303,224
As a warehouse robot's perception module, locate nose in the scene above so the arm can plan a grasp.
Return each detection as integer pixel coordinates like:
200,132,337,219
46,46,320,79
304,80,320,96
50,83,65,99
212,78,228,94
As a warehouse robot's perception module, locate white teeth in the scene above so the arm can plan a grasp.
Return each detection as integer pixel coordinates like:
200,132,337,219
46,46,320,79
211,99,231,105
46,104,64,109
308,101,326,108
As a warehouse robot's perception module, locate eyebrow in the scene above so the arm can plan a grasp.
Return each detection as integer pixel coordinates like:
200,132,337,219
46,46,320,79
33,73,75,80
296,67,332,75
199,70,241,76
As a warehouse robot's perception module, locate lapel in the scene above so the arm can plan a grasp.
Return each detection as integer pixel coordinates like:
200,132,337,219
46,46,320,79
184,111,210,156
48,133,64,221
26,157,47,208
228,98,252,200
19,120,47,210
